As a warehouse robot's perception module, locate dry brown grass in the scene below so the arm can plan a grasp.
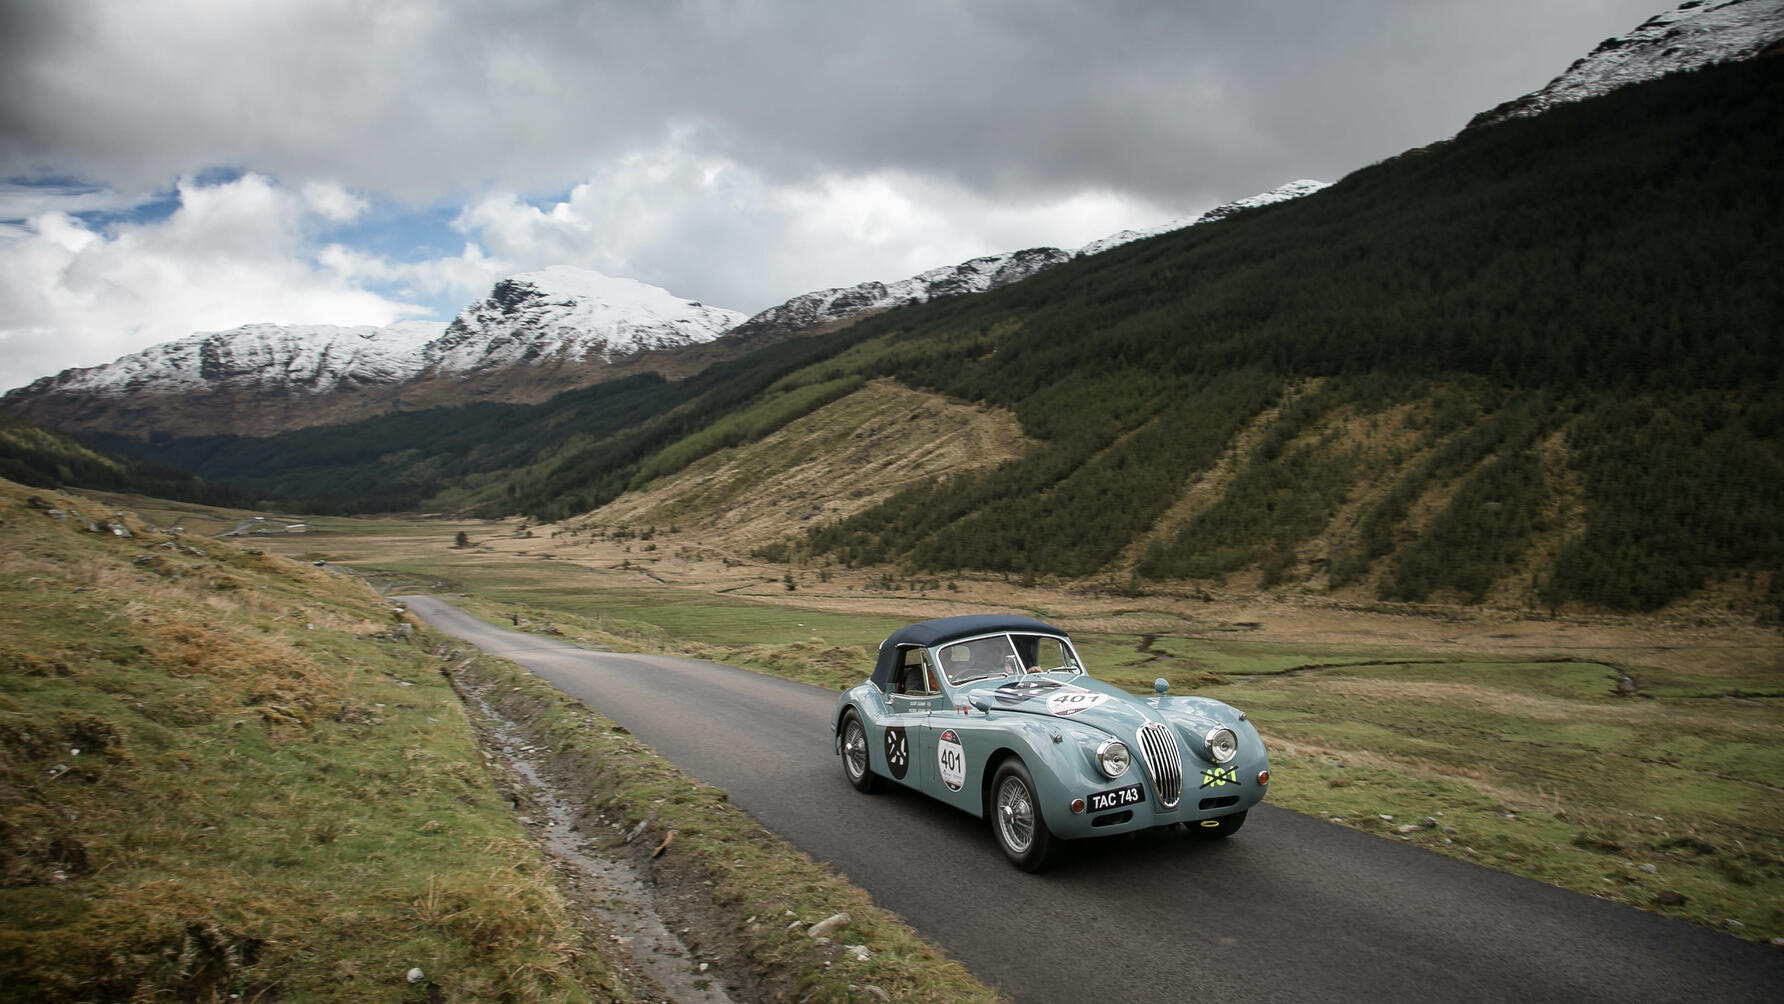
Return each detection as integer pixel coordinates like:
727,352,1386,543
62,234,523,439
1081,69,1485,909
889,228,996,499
582,378,1032,557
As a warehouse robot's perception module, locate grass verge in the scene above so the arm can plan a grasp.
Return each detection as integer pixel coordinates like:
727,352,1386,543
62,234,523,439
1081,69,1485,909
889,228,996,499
0,481,624,1002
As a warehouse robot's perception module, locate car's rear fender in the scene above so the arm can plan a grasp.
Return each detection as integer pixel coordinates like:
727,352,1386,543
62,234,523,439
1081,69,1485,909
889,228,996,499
833,684,891,758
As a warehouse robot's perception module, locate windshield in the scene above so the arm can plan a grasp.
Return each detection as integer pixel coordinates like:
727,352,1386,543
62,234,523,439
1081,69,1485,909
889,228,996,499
936,633,1083,685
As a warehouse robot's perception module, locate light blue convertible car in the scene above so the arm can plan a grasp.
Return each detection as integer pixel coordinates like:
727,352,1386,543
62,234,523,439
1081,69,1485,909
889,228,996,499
833,614,1269,870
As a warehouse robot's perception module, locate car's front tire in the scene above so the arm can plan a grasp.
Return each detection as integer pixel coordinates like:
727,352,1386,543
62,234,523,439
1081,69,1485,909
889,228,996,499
839,710,884,793
1190,809,1247,839
989,759,1054,872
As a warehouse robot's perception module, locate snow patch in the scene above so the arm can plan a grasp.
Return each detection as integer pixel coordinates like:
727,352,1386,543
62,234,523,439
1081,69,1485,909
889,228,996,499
1468,0,1784,131
1078,180,1331,257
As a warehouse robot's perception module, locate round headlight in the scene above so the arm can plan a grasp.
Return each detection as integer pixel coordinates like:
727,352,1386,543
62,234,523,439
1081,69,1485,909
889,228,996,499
1096,739,1130,779
1204,726,1238,764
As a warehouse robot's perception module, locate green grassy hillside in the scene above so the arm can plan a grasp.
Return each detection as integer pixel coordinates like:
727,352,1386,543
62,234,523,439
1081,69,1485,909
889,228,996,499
0,480,619,1001
88,56,1784,614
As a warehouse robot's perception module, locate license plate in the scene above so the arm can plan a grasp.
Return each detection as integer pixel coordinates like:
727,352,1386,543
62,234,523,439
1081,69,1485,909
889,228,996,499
1087,782,1144,812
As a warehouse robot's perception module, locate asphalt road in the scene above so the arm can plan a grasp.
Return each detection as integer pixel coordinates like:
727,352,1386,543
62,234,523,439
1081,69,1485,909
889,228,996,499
403,594,1783,1003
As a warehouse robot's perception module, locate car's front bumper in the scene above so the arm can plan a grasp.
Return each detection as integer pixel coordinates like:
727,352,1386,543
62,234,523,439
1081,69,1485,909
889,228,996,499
1043,752,1269,839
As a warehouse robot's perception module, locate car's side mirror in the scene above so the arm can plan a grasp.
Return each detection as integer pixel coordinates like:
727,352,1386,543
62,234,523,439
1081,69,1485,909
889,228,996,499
970,694,990,714
1154,678,1170,695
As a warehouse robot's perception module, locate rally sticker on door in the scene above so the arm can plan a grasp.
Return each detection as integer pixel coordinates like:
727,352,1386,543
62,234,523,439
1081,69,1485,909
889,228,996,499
885,726,910,780
937,729,966,791
1045,688,1112,717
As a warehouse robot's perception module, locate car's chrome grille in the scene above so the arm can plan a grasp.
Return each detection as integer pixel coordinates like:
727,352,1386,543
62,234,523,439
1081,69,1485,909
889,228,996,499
1136,722,1183,808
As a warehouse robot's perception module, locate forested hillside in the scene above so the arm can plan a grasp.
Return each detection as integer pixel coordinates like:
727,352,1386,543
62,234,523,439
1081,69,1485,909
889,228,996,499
0,413,246,507
90,57,1784,614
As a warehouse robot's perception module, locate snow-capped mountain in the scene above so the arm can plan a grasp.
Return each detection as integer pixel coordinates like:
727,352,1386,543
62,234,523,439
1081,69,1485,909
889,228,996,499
8,321,448,401
0,267,746,437
423,266,746,375
725,180,1331,344
5,180,1338,438
1467,0,1784,132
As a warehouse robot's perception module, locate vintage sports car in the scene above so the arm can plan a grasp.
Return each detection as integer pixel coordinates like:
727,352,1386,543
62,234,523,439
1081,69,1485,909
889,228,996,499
833,614,1269,870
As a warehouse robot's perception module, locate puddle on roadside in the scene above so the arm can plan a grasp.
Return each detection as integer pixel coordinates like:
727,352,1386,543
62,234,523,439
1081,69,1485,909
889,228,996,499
468,692,738,1004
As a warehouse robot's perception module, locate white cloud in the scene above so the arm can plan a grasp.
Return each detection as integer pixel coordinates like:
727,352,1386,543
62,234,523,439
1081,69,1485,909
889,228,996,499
449,136,1169,314
0,182,159,223
300,180,369,223
0,174,425,392
317,241,511,306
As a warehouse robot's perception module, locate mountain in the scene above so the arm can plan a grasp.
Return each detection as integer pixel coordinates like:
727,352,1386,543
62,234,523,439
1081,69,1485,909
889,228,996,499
722,180,1330,346
1467,0,1784,132
9,2,1775,448
3,182,1328,439
18,320,448,396
1,268,745,438
421,266,747,375
0,321,447,439
81,55,1784,617
22,9,1784,618
721,247,1075,346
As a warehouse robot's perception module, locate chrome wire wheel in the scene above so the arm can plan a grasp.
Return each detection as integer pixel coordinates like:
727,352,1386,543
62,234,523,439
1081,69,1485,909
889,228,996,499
840,711,883,792
843,718,868,780
995,775,1036,854
989,760,1053,870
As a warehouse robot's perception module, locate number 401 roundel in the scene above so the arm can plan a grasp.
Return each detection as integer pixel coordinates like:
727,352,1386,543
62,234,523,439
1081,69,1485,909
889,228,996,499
937,729,966,791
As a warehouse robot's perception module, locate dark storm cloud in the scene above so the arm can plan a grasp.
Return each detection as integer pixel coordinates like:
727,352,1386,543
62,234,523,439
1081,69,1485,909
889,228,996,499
2,0,1665,207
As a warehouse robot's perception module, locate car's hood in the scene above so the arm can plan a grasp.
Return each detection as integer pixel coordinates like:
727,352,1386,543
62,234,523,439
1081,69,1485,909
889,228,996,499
963,675,1164,737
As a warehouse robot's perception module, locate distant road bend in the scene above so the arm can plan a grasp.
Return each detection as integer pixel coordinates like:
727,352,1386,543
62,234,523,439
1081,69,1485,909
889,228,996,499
403,594,1783,1003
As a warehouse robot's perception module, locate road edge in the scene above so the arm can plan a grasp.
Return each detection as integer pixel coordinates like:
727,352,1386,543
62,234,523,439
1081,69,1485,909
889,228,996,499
438,638,1005,1003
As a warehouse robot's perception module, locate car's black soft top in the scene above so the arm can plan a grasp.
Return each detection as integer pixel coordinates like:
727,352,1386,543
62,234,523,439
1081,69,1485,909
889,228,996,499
869,614,1067,692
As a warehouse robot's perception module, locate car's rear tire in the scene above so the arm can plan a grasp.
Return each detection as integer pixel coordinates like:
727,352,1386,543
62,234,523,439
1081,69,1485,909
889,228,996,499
1190,809,1247,839
989,759,1054,872
839,711,883,793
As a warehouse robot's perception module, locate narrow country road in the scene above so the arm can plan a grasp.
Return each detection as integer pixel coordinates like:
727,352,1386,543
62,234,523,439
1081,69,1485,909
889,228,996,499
403,594,1783,1003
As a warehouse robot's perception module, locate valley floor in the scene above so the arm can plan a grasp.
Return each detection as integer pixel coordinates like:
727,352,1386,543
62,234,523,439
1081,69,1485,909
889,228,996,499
223,505,1784,947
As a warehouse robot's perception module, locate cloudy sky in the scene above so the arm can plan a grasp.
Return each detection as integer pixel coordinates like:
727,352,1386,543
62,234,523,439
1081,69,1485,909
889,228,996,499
1,0,1667,392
